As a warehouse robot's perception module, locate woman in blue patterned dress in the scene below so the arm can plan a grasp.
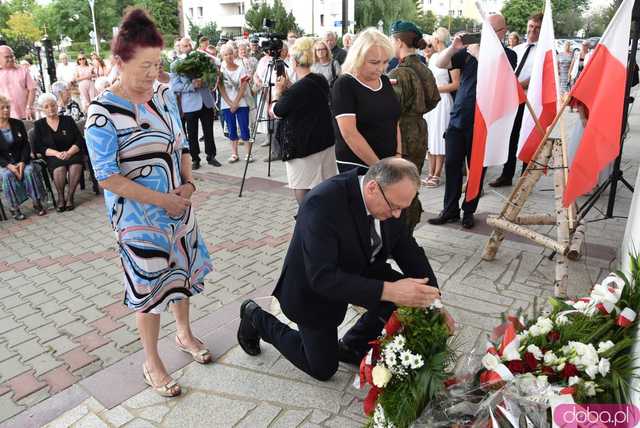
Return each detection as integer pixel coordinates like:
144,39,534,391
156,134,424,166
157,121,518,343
85,9,213,398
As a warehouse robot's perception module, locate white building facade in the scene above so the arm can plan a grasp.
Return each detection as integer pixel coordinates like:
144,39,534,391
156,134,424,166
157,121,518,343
181,0,355,38
421,0,504,22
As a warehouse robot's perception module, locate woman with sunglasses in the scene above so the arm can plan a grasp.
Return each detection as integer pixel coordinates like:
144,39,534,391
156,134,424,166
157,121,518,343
73,55,96,112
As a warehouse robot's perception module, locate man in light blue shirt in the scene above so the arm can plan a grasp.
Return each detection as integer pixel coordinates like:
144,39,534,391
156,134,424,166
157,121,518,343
170,37,220,169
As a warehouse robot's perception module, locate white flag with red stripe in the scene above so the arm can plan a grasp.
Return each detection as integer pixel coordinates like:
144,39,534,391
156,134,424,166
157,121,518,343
517,0,559,162
466,20,526,201
563,0,633,206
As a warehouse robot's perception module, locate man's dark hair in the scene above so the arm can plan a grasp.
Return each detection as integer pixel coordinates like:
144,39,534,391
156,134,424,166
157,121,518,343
529,13,543,23
364,158,420,189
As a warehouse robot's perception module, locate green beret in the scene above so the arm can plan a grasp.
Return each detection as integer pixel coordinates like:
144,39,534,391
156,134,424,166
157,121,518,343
390,20,422,37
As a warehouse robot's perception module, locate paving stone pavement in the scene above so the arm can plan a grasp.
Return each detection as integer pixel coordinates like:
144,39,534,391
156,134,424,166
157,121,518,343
1,100,639,427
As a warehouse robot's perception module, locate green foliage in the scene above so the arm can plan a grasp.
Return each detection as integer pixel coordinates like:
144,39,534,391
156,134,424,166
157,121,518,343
3,11,41,42
501,0,589,37
244,0,301,35
355,0,419,33
187,19,221,43
583,1,622,37
173,50,218,86
131,0,178,35
415,10,438,35
438,16,480,34
372,308,454,428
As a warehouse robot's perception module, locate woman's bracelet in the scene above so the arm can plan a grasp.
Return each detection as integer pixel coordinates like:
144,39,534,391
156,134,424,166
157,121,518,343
185,180,196,192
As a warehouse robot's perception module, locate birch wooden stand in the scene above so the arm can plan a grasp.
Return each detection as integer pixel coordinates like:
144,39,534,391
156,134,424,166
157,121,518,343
481,135,578,297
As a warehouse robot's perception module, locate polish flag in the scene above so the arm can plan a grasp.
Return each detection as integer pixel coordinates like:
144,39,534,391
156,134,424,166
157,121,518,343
563,0,633,206
517,0,559,163
466,20,526,201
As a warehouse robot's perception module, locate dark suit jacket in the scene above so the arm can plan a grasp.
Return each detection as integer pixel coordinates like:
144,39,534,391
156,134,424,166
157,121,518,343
0,118,30,168
273,170,438,329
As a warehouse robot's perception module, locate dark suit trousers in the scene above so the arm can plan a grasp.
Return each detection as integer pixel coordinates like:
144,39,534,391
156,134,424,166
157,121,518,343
254,262,402,381
499,104,526,180
184,106,216,161
443,126,486,216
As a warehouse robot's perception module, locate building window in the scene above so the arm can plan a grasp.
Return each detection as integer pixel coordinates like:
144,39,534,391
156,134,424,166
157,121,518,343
320,14,324,26
197,7,203,17
458,10,462,16
188,7,193,17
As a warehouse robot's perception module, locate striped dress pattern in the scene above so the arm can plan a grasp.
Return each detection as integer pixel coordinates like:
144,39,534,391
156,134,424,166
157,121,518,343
85,84,213,314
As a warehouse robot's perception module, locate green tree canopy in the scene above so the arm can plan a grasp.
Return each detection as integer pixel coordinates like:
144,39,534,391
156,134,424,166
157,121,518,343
501,0,589,37
131,0,179,35
187,19,221,43
355,0,418,32
438,16,480,34
245,0,301,35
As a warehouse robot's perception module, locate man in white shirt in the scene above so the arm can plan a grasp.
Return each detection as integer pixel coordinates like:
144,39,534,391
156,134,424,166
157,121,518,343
56,53,76,84
490,12,542,188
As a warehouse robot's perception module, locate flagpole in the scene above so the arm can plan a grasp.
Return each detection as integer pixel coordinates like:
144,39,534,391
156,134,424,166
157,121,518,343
526,96,573,167
524,99,546,137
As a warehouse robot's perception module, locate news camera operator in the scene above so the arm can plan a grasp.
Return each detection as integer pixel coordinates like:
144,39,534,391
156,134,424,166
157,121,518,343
269,37,337,205
253,26,295,162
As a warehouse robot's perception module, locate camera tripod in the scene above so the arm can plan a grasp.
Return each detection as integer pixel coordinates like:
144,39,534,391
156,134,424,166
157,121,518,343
238,56,287,197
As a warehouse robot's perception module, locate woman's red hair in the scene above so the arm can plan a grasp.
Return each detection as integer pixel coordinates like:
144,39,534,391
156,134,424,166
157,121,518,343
111,8,163,62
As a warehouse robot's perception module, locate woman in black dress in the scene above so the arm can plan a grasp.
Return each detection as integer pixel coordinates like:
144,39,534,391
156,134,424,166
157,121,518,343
332,28,401,174
32,93,85,211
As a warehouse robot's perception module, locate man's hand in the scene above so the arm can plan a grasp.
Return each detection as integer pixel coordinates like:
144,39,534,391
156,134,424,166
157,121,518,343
381,278,440,308
25,107,34,121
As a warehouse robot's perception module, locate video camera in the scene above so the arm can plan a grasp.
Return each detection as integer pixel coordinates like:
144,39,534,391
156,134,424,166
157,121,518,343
255,18,286,58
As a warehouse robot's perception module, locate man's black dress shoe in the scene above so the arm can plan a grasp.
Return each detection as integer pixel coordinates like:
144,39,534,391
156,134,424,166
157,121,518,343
208,158,222,167
192,160,201,170
238,300,261,356
427,212,460,225
337,340,363,366
488,176,512,187
461,213,475,229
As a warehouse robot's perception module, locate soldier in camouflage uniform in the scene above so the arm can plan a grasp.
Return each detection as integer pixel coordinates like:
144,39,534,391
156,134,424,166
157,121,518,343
389,21,441,233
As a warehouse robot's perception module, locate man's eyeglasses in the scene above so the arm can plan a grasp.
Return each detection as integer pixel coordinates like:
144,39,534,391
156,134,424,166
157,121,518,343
375,181,401,212
315,48,328,52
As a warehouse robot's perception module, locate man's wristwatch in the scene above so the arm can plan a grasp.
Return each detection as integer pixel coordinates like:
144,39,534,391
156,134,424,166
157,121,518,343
185,180,196,192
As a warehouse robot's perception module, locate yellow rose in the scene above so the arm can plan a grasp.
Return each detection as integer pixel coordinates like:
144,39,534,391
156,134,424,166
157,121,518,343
372,365,392,388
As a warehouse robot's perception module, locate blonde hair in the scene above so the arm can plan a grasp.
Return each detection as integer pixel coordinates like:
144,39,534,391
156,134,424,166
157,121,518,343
342,28,394,75
433,27,450,46
312,39,333,63
0,95,9,106
221,42,235,56
291,37,315,68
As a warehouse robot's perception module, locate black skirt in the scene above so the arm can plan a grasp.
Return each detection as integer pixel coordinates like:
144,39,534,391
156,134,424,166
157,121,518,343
45,152,84,174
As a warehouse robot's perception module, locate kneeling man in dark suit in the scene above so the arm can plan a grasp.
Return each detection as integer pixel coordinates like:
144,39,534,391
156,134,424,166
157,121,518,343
237,158,441,381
